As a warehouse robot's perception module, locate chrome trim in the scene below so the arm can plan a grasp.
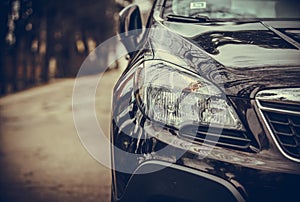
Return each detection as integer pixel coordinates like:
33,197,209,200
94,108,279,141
256,92,300,163
258,103,300,116
256,88,300,105
134,160,246,202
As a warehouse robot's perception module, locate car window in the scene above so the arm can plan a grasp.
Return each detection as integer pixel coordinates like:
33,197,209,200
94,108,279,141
164,0,300,19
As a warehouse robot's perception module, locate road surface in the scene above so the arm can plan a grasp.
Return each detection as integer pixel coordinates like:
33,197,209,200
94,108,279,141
0,69,122,202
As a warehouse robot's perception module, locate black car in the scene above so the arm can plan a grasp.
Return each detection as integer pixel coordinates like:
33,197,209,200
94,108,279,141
110,0,300,201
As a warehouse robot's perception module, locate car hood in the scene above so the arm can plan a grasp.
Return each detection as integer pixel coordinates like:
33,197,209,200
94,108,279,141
154,20,300,98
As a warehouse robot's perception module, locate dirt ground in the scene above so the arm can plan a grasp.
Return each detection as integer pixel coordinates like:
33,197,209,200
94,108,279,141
0,68,122,202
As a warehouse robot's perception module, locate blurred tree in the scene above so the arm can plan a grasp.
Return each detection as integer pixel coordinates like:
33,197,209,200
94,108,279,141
0,1,10,95
0,0,117,95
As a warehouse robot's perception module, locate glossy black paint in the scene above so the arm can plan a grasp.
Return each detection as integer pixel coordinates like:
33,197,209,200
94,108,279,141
158,21,300,98
111,1,300,202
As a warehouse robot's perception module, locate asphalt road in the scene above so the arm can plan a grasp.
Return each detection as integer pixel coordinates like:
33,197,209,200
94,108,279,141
0,68,122,202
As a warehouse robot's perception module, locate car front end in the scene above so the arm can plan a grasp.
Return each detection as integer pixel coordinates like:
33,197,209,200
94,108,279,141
111,0,300,201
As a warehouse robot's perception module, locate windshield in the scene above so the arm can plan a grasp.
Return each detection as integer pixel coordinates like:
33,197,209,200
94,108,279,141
164,0,300,20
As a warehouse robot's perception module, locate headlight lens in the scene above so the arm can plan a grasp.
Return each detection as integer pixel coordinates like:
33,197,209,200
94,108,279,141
135,60,243,130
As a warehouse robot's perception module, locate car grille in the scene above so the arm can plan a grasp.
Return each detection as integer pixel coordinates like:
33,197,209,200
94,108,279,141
258,100,300,161
179,125,252,151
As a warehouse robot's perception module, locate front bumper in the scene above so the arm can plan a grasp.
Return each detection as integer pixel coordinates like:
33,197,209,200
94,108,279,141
115,160,244,202
111,102,300,202
112,145,300,202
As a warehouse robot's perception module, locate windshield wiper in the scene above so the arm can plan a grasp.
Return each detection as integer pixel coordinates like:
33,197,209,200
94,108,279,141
166,14,210,23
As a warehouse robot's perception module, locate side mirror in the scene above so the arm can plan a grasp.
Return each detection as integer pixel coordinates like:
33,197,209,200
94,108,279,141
118,5,143,57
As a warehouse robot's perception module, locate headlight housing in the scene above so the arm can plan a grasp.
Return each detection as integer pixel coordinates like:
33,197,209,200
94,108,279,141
134,60,244,130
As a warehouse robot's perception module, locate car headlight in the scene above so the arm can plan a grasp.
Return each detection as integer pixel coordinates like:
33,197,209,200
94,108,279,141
134,60,244,130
